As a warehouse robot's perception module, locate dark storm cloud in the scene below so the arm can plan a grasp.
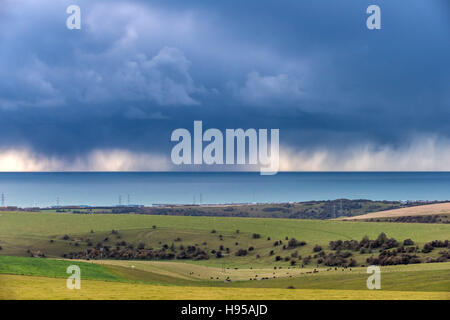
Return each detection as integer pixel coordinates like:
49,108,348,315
0,0,448,167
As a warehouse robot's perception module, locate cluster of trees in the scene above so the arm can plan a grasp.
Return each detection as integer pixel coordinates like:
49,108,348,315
287,238,307,249
320,251,356,267
364,240,449,265
424,251,450,263
313,245,322,252
26,249,46,258
366,252,421,266
63,243,210,261
270,236,450,267
176,246,209,260
72,210,110,214
272,238,307,249
422,240,450,253
235,249,248,256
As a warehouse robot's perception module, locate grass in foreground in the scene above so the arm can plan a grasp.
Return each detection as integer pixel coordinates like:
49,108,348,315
0,255,120,282
1,255,449,293
1,274,448,300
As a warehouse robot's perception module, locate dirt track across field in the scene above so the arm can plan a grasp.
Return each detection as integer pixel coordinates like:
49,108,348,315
339,202,450,221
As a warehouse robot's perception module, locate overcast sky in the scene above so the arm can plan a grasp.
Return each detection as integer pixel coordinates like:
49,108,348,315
0,0,449,171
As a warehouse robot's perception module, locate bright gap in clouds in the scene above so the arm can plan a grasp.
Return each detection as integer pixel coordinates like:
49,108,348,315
280,137,450,171
1,137,450,171
0,149,170,171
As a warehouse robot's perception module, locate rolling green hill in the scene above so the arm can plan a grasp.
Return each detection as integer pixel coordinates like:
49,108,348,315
0,211,448,268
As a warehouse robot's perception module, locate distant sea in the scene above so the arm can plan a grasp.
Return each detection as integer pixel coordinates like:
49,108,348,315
0,172,449,208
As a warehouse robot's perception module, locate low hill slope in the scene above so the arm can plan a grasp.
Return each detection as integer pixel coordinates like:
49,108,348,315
339,202,450,221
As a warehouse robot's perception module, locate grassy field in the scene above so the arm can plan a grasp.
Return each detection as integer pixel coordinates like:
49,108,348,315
90,259,450,293
1,255,448,299
1,255,448,292
0,211,449,299
2,274,448,300
1,211,449,267
2,211,448,242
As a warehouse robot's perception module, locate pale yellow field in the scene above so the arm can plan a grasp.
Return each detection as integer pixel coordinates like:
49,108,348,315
89,259,339,281
340,202,450,220
88,259,450,282
1,274,448,300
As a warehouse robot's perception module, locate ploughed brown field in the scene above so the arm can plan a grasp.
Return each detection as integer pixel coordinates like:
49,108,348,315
339,203,450,221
